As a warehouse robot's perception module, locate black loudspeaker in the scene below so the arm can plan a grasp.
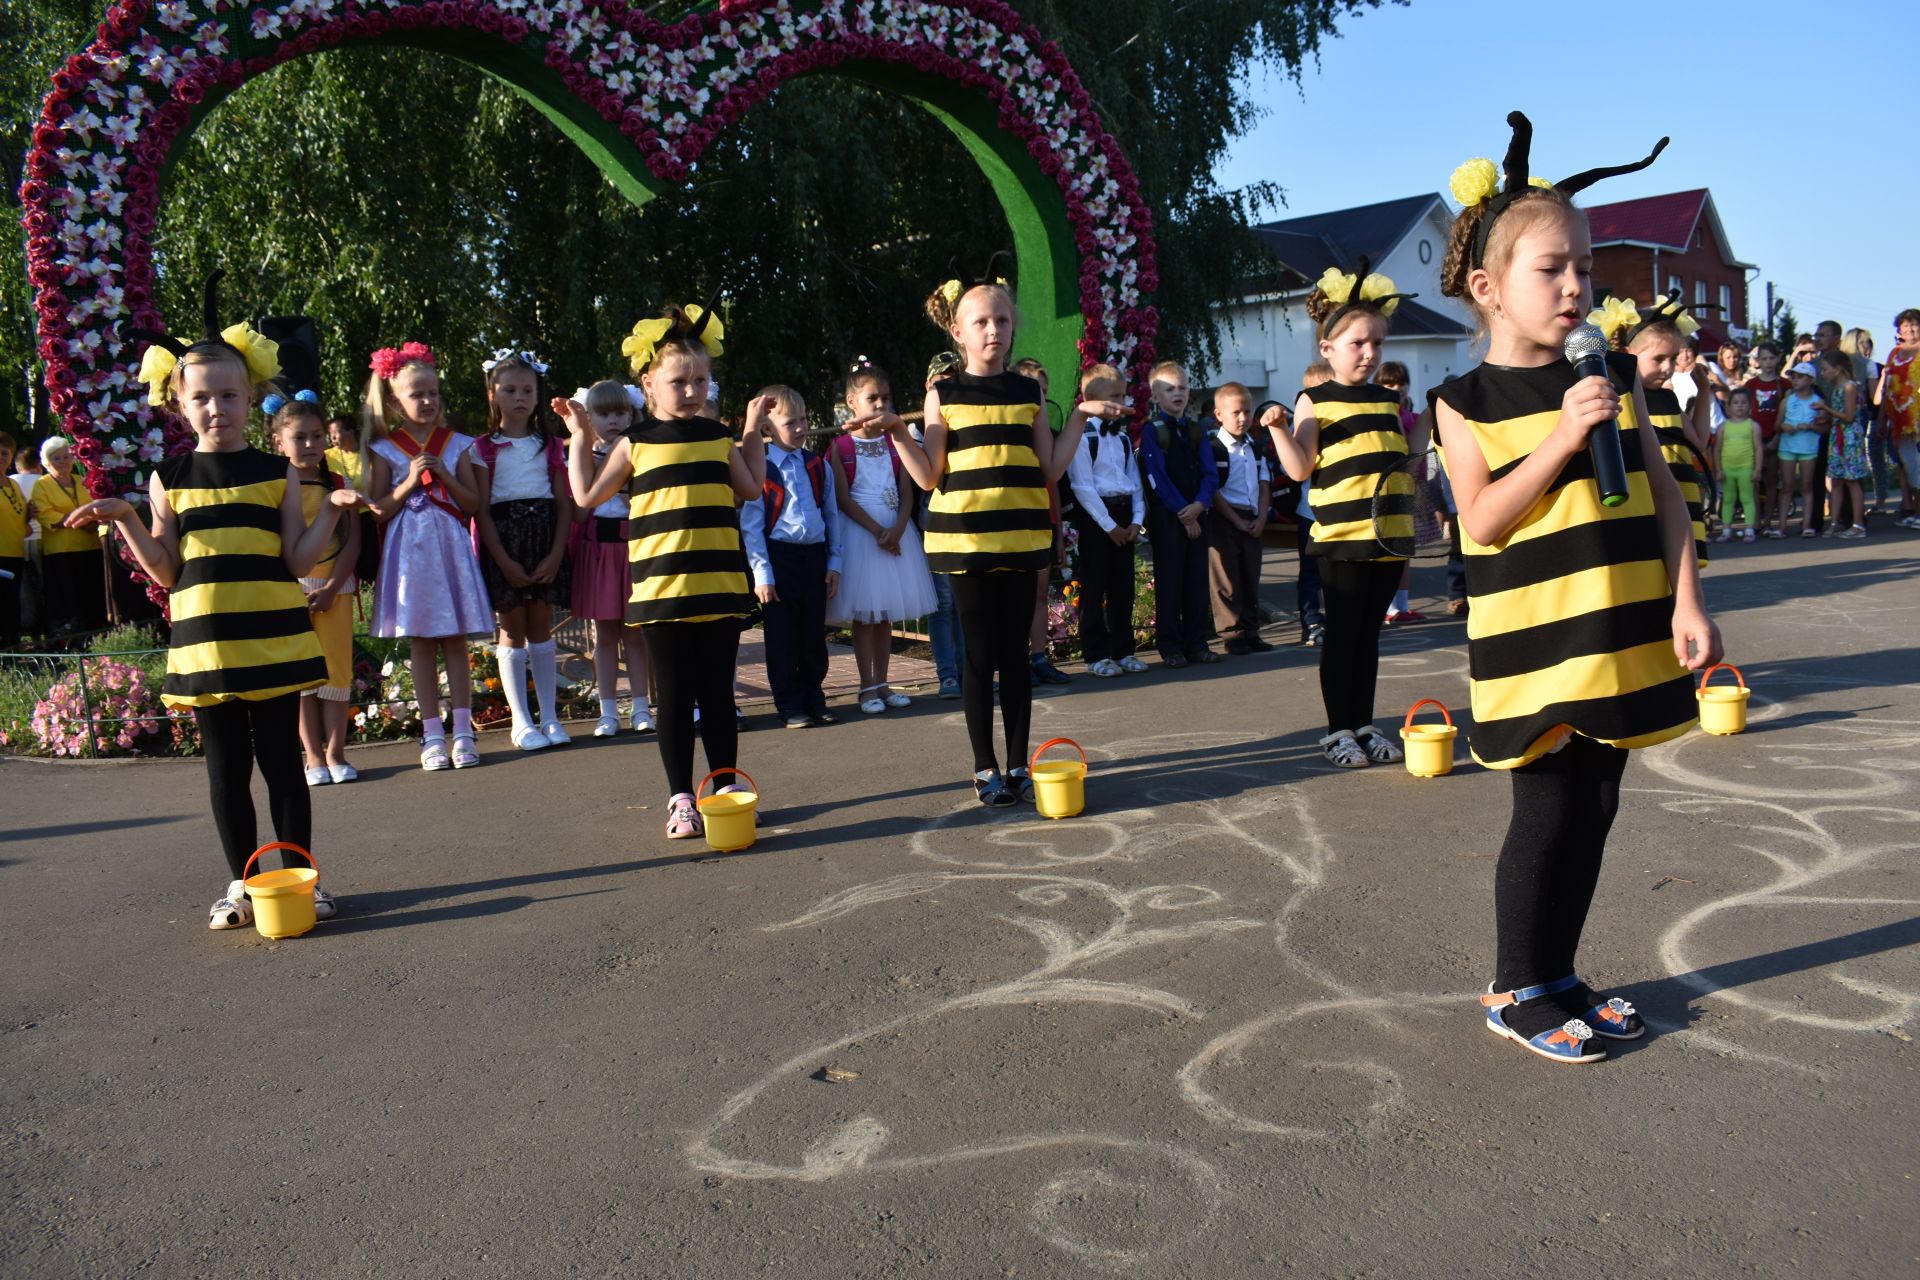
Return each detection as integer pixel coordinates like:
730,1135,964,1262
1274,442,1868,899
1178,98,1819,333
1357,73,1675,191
257,315,320,393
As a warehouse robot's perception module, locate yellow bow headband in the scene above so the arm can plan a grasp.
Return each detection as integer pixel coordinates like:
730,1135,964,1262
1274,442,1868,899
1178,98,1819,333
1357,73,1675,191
621,303,726,376
1588,293,1699,346
1313,266,1406,318
135,322,281,407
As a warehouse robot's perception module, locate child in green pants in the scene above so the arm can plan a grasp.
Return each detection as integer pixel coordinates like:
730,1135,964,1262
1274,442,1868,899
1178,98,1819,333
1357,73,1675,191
1715,387,1762,543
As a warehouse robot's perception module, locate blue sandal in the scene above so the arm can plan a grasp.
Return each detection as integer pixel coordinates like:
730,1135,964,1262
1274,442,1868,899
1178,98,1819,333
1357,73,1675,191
1481,981,1606,1065
973,770,1016,807
1539,973,1645,1041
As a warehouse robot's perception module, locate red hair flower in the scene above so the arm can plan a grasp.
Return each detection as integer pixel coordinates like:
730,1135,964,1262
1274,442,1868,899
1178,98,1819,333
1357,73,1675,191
370,341,436,380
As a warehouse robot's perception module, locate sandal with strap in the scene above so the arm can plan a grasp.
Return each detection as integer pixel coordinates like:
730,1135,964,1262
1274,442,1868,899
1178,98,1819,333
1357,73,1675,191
1319,730,1371,769
1353,725,1404,765
973,769,1016,807
1005,766,1036,803
1481,982,1606,1064
420,734,451,772
665,792,703,840
451,731,480,769
1539,973,1645,1041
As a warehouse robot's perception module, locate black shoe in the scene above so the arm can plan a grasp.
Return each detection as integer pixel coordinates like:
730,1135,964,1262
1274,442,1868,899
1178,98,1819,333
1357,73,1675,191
1161,652,1189,669
1030,653,1072,684
1005,767,1036,803
1302,622,1324,647
808,711,841,727
734,706,751,731
1223,638,1253,655
1187,649,1223,665
973,769,1016,807
1245,635,1275,652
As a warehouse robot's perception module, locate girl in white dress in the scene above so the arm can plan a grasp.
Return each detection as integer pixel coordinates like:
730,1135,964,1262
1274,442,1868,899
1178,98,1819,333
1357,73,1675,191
830,360,936,714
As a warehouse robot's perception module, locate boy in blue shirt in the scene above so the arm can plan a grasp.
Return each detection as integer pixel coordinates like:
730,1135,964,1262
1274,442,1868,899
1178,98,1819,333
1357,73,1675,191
740,385,842,729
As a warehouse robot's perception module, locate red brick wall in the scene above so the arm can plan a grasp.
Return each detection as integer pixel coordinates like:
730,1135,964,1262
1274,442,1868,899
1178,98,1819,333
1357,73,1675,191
1591,216,1749,332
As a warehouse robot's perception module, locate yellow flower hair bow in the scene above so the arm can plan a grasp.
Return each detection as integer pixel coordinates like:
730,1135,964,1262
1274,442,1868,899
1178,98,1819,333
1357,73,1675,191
1450,157,1498,207
938,279,963,311
622,304,726,375
1649,293,1701,338
1314,267,1406,318
134,322,280,406
1588,296,1642,344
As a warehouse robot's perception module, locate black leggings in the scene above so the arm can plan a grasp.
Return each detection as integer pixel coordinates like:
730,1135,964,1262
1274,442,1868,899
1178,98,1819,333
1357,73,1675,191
1493,734,1629,990
193,693,310,881
950,571,1034,774
648,618,741,797
1316,557,1401,735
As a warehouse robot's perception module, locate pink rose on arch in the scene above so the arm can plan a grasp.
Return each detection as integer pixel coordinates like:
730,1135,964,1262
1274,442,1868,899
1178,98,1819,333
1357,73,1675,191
125,283,151,309
501,16,527,41
174,73,207,104
544,43,569,69
49,365,79,390
473,6,501,32
393,7,425,30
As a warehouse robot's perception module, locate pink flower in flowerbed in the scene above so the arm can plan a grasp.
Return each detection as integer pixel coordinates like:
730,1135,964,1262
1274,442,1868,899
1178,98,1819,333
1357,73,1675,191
27,658,177,757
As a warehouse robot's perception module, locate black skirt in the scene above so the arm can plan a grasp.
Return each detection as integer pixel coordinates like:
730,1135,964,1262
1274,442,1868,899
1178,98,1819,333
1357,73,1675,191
481,499,570,610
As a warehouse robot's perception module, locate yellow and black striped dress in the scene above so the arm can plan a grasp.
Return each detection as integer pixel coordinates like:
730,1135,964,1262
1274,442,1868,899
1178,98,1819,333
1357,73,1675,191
1303,381,1411,561
624,415,751,625
158,447,326,708
924,370,1051,575
1644,386,1709,566
1432,352,1695,769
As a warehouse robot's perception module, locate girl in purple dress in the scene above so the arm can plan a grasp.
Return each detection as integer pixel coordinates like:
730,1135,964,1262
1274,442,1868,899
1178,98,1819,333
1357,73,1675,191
361,342,493,771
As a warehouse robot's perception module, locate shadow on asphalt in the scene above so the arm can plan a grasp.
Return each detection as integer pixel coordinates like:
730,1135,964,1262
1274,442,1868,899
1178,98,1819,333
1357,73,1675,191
1607,915,1920,1054
0,813,189,844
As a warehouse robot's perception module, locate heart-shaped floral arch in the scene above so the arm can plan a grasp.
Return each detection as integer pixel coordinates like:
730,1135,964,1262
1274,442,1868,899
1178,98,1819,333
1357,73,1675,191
21,0,1160,502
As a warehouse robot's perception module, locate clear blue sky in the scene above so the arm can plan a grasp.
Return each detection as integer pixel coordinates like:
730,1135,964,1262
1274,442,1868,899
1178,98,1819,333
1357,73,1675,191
1215,0,1916,347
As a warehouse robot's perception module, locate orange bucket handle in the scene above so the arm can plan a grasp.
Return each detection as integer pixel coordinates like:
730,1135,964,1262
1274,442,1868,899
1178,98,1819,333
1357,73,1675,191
1030,737,1086,772
1403,699,1454,729
1698,662,1745,692
241,841,316,879
697,768,758,800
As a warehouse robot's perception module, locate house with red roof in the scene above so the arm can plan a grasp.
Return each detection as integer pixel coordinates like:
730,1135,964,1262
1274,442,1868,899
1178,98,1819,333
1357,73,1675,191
1586,189,1755,344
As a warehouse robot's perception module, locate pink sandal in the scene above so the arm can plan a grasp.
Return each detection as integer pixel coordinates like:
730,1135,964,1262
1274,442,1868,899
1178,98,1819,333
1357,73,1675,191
665,793,704,840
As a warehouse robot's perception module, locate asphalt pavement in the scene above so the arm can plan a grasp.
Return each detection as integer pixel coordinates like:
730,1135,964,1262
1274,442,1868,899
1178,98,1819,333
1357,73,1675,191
4,531,1917,1278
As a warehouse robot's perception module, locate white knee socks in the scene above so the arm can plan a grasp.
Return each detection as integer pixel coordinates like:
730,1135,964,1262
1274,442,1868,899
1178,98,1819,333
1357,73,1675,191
530,639,559,728
497,644,532,732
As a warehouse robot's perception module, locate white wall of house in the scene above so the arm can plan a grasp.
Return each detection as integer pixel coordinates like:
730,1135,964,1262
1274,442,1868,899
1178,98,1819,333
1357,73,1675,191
1207,199,1482,406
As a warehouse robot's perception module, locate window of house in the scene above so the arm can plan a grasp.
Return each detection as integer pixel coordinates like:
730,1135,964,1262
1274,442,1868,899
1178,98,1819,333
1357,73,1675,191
1695,279,1707,309
1667,274,1683,299
1719,284,1731,321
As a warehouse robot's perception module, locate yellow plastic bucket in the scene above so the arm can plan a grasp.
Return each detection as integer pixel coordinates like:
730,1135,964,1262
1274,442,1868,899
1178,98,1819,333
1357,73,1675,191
697,768,759,853
1697,663,1750,736
1400,699,1458,778
242,842,319,940
1030,737,1087,819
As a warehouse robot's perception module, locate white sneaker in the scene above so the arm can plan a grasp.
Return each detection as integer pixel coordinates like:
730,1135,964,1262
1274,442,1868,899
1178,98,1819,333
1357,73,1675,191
1088,658,1122,678
594,714,621,738
305,765,331,787
208,880,252,930
312,887,338,921
1117,654,1148,674
511,725,552,751
884,692,912,708
1354,724,1404,764
631,707,655,734
860,697,886,714
327,762,358,784
541,722,572,746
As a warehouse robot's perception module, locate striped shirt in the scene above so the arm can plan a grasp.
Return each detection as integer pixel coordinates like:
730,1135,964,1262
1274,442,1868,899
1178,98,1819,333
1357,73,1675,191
1303,381,1409,562
624,415,751,625
924,369,1050,574
157,447,326,708
1643,386,1709,567
1432,352,1695,770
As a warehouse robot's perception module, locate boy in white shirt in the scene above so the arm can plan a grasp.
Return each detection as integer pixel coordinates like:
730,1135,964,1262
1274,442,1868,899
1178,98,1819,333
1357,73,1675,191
1207,383,1273,653
1065,364,1146,678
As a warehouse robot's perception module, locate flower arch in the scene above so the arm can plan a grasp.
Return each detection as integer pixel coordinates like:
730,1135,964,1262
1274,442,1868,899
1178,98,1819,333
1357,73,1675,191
21,0,1159,500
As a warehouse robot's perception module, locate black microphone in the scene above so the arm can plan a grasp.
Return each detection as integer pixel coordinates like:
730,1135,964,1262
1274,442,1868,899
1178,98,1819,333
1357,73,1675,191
1564,323,1630,508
